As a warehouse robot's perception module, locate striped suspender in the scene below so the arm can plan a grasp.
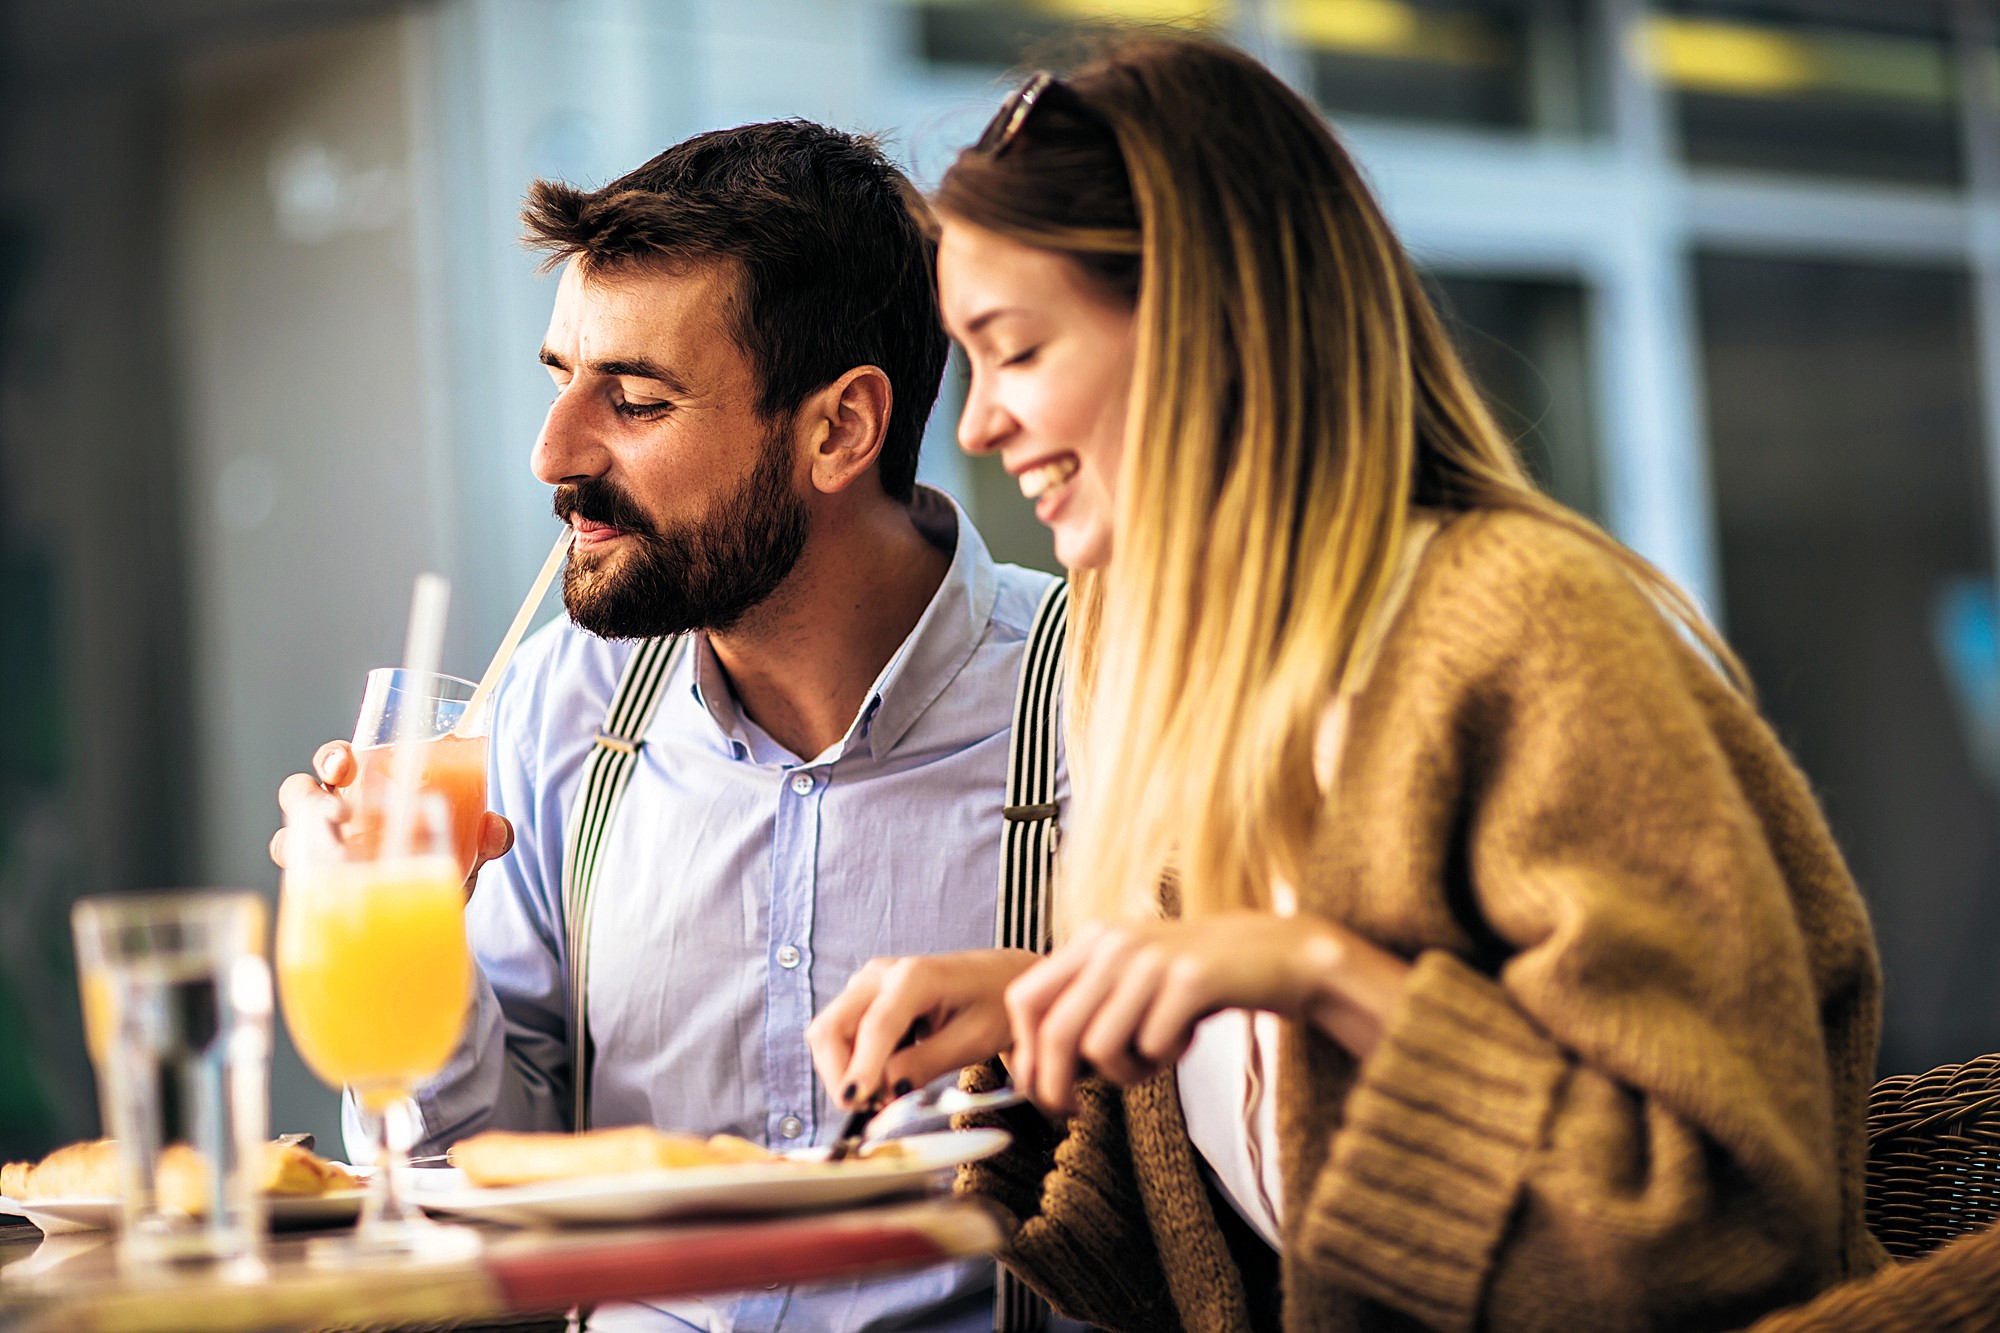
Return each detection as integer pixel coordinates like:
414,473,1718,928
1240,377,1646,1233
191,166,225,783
994,580,1069,1333
562,633,688,1133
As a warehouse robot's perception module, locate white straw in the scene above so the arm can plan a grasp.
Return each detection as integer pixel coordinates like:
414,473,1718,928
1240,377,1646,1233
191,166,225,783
453,530,572,739
384,573,451,857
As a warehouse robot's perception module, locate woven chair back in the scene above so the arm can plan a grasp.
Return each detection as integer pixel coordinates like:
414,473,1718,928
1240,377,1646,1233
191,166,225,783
1866,1052,2000,1260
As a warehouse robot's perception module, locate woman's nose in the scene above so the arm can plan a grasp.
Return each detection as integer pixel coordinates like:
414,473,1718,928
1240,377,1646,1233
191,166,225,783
957,379,1012,457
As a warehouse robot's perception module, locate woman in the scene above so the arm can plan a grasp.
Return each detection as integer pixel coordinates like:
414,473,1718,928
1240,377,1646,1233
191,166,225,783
807,33,1885,1332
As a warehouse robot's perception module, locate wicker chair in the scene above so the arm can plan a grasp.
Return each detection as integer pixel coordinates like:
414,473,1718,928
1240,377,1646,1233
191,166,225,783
1864,1052,2000,1261
1722,1055,2000,1331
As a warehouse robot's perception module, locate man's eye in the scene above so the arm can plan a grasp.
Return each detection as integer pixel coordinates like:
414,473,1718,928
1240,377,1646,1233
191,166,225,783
614,400,673,420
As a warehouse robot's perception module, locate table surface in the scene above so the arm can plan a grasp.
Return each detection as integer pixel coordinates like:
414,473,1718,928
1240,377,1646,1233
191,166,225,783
0,1195,1005,1333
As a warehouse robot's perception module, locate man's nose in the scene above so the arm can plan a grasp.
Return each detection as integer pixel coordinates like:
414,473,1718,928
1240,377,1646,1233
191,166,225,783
532,384,611,485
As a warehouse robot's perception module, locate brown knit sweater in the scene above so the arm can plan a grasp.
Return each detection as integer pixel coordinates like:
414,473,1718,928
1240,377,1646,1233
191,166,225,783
959,509,1887,1333
1739,1223,2000,1332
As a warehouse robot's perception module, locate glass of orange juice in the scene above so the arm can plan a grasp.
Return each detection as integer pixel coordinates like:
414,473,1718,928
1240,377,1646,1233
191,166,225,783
276,795,474,1258
347,668,489,880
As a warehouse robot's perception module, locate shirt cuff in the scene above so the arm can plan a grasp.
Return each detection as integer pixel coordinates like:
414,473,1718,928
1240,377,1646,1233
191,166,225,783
1296,949,1567,1331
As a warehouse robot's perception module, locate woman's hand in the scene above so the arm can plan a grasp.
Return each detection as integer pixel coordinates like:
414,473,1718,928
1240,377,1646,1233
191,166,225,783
808,948,1042,1111
1005,913,1413,1114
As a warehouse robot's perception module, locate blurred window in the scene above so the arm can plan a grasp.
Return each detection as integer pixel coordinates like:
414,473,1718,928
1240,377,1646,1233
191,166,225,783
931,275,1599,575
1282,0,1596,134
1649,4,1962,186
916,0,1232,69
1430,275,1601,520
1697,253,2000,1074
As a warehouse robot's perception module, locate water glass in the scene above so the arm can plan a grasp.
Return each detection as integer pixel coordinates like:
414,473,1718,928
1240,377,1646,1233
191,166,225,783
71,891,273,1271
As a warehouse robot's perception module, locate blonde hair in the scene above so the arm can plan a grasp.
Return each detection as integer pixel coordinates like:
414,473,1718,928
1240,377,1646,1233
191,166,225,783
937,32,1747,928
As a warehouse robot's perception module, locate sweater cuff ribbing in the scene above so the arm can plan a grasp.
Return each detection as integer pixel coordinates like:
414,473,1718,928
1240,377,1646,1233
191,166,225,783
1298,949,1568,1332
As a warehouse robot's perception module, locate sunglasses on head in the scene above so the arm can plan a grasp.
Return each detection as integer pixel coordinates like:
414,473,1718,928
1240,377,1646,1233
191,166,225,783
975,71,1060,157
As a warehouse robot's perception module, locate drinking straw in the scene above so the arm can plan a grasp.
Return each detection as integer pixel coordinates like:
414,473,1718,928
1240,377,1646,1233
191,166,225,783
383,572,451,858
451,530,574,739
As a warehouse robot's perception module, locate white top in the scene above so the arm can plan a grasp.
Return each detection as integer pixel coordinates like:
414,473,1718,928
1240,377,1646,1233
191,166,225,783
1177,1005,1288,1248
1177,877,1296,1249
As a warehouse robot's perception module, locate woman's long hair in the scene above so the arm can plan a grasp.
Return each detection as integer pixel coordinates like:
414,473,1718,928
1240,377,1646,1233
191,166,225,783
936,32,1747,928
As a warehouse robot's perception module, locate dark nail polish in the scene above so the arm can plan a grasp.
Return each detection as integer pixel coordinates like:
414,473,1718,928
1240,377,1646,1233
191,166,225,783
907,1016,932,1041
893,1079,913,1098
841,1083,858,1105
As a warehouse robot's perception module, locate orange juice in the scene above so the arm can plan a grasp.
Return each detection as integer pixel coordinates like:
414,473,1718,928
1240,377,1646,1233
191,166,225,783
80,968,116,1066
349,735,489,876
276,856,471,1110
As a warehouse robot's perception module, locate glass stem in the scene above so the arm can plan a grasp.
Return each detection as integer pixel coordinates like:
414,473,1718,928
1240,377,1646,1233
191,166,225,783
360,1095,427,1232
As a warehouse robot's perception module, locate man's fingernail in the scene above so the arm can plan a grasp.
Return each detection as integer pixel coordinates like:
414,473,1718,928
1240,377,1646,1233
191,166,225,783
893,1079,912,1098
841,1083,858,1106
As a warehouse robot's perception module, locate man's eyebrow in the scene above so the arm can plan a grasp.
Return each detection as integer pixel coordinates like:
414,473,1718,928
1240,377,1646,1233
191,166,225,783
539,346,569,371
591,357,692,396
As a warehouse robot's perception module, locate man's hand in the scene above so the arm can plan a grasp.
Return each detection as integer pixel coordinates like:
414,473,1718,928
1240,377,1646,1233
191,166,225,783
808,948,1040,1111
269,740,513,897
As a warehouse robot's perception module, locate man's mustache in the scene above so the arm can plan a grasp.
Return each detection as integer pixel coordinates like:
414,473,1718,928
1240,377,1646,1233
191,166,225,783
552,480,658,537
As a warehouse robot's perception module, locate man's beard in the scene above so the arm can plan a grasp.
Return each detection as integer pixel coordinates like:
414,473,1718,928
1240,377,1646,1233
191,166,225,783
552,430,809,640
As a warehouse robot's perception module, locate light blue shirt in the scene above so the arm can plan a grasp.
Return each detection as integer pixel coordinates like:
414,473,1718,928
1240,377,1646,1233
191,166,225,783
352,489,1062,1332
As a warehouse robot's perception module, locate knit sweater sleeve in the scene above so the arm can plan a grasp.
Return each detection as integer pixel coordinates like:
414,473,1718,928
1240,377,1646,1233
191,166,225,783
954,1060,1184,1332
1737,1225,2000,1333
1293,513,1871,1333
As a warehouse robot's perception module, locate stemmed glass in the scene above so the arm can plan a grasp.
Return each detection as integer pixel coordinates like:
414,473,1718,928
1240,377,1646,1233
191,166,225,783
276,774,476,1258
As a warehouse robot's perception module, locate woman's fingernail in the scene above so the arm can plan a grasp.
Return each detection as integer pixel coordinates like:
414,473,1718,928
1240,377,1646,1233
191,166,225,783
893,1079,912,1098
841,1083,858,1106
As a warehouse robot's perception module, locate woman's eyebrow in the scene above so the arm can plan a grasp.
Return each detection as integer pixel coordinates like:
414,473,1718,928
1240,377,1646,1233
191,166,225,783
963,306,1030,337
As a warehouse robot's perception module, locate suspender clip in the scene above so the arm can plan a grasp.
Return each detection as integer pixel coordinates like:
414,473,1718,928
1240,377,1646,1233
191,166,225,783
1002,802,1058,823
593,730,641,756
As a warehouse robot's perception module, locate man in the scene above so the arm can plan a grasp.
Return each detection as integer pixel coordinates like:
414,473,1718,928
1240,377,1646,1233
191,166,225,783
275,123,1063,1331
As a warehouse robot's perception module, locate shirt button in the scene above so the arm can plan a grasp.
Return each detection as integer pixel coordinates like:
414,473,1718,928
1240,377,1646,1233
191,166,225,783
789,772,815,796
776,944,802,969
778,1115,804,1140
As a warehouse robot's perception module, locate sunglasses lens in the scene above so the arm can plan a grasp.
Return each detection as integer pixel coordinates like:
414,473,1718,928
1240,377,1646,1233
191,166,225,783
975,72,1056,158
977,88,1027,154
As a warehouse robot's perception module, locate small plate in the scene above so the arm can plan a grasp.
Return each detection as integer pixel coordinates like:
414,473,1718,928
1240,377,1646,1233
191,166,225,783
0,1189,368,1234
417,1128,1009,1228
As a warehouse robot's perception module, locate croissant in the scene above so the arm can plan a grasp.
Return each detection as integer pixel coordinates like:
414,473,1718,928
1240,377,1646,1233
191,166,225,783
1,1139,360,1209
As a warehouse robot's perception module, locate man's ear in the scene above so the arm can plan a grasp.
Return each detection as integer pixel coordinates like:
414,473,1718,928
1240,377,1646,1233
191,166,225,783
800,365,893,496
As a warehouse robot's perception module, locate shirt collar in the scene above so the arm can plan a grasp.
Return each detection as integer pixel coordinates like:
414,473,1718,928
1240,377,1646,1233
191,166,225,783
685,485,999,767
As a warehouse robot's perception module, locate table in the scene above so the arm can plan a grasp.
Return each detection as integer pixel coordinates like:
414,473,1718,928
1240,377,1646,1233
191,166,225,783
0,1197,1005,1333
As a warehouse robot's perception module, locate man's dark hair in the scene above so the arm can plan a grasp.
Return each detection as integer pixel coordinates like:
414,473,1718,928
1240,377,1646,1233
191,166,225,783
521,122,948,504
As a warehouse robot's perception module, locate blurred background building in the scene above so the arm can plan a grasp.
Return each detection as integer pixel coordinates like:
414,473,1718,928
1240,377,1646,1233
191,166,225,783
2,0,1996,1153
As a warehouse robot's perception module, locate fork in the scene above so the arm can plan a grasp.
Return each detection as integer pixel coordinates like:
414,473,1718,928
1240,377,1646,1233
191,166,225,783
828,1072,1029,1160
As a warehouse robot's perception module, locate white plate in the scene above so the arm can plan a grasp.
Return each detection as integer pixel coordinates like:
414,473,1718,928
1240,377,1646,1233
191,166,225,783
0,1189,368,1234
417,1128,1010,1228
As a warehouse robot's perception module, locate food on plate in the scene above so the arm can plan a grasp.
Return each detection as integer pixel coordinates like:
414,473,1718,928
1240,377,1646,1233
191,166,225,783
449,1125,782,1187
1,1138,361,1208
